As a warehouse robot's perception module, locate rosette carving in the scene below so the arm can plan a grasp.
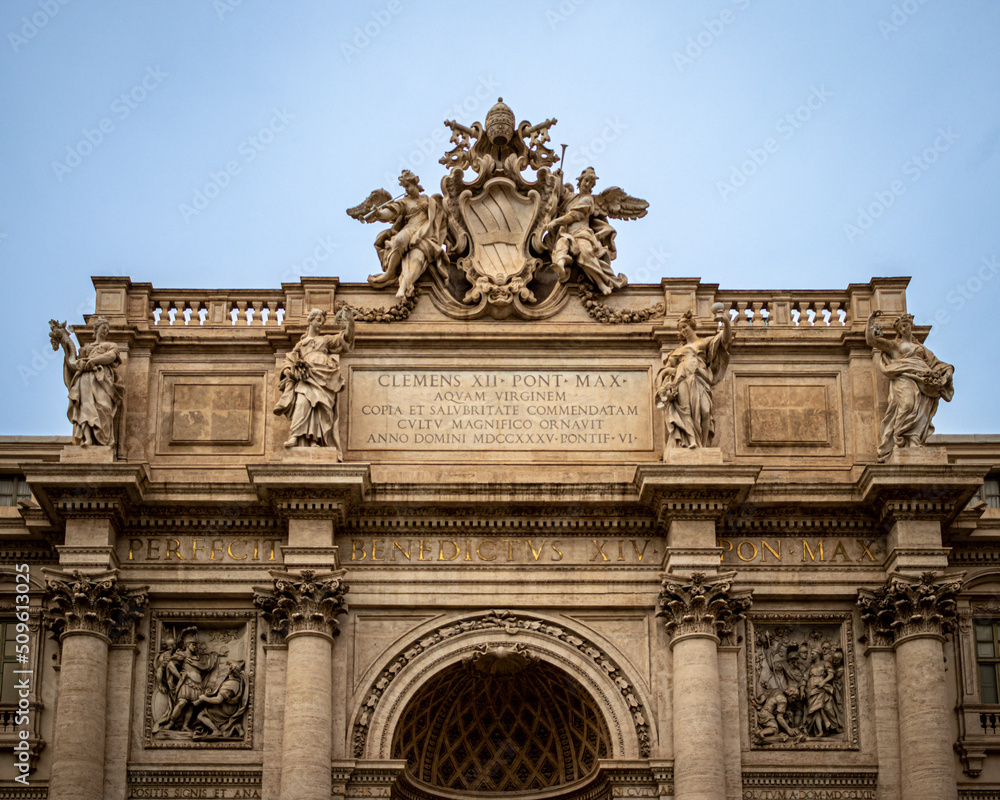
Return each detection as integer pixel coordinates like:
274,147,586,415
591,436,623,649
857,571,964,644
656,571,753,640
254,569,348,639
44,568,148,642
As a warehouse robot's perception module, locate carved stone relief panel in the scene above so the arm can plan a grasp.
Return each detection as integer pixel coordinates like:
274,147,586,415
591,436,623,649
746,614,859,750
143,610,257,748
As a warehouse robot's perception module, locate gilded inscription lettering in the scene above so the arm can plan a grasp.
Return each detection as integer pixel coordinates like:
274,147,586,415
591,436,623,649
347,538,645,564
351,369,651,452
126,536,280,563
718,538,884,566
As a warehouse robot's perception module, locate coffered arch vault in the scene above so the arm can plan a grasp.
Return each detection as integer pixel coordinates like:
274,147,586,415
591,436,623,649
352,610,656,762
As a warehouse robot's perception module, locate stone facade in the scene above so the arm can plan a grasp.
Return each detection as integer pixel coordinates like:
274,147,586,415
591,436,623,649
0,271,998,800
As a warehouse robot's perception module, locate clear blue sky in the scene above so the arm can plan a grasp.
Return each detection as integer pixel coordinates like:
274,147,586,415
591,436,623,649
2,1,998,435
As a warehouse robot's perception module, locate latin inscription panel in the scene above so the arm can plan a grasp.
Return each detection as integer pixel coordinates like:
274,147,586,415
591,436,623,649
349,368,652,451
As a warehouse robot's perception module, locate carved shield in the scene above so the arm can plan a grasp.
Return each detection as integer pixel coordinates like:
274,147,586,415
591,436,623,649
458,177,540,283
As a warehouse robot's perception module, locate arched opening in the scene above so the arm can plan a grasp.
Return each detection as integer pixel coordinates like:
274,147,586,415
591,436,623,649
391,649,612,795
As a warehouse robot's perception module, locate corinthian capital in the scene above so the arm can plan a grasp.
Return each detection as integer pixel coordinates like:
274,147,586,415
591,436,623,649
254,568,349,639
43,569,148,643
656,571,753,640
858,571,964,645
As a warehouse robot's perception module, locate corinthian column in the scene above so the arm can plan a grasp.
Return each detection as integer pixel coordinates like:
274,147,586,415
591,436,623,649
44,569,147,800
859,571,963,800
657,572,752,800
255,569,348,800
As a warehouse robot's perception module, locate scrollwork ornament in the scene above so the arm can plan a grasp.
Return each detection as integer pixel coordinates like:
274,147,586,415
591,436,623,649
253,569,348,639
656,571,753,640
43,569,148,643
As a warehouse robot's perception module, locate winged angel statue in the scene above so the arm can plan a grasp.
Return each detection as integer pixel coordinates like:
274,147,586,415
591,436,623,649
347,98,648,319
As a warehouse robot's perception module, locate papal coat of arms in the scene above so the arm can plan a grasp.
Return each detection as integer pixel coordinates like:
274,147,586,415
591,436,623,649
347,98,648,320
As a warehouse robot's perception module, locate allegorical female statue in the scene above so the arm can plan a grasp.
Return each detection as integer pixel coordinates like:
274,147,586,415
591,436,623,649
49,316,124,448
544,167,647,296
866,311,954,461
654,306,733,451
347,170,448,298
273,307,355,455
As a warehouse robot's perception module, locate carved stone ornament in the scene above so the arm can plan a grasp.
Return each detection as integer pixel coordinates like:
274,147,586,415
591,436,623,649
352,609,651,759
253,568,348,638
347,98,648,320
656,571,752,640
462,642,538,674
43,568,148,642
866,311,954,461
145,612,257,749
49,316,124,448
747,617,859,750
857,571,964,644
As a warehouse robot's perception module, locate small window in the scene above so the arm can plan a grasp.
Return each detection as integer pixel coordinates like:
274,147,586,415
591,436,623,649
975,620,1000,703
0,476,31,507
0,620,24,703
971,477,1000,510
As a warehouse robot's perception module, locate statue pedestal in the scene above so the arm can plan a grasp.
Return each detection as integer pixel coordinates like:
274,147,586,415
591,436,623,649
280,447,343,463
663,447,724,465
60,445,116,463
886,447,948,465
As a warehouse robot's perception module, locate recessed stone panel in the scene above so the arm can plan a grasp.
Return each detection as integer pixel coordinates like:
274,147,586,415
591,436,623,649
733,371,845,457
747,384,829,445
171,383,253,444
155,371,267,456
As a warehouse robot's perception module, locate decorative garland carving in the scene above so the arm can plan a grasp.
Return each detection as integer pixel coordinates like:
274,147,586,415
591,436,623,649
656,571,752,639
578,284,664,324
351,609,651,759
253,569,348,638
43,569,148,643
335,287,420,323
858,571,964,644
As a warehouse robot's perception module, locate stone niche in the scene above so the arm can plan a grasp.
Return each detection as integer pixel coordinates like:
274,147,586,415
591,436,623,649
746,613,859,750
143,611,257,749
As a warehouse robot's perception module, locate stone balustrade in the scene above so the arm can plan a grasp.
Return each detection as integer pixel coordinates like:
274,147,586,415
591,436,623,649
147,290,286,327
